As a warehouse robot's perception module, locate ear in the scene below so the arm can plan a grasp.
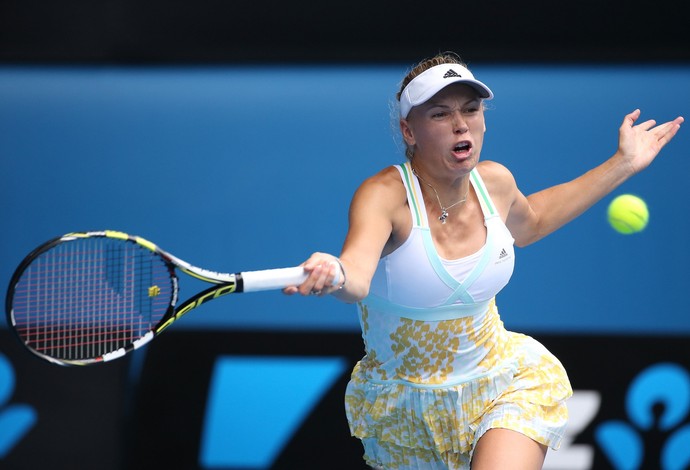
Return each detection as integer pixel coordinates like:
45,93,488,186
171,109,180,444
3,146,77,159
400,119,416,146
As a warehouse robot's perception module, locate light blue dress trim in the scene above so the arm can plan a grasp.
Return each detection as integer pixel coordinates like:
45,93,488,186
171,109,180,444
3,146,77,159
362,293,491,321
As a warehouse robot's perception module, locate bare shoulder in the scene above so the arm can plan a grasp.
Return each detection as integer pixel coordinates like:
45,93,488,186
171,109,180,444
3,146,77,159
475,161,520,217
345,165,410,258
476,160,516,187
354,165,407,207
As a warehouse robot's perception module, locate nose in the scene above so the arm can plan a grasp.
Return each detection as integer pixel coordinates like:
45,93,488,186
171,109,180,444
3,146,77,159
452,111,468,134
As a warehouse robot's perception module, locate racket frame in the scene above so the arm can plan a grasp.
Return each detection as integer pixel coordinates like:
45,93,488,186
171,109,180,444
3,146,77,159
5,230,308,366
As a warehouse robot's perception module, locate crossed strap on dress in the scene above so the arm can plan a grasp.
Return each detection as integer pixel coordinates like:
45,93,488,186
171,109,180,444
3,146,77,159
400,162,500,306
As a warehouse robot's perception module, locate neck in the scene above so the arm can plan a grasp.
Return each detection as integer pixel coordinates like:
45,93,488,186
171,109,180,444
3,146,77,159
411,165,471,224
412,165,470,200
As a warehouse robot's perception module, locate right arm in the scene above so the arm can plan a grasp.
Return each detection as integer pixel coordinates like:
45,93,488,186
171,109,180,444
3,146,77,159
284,167,404,302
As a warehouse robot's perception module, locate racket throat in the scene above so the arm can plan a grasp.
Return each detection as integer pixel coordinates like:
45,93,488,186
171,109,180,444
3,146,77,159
161,282,242,332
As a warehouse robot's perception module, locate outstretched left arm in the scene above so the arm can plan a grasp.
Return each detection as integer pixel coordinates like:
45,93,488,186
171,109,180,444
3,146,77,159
505,109,684,247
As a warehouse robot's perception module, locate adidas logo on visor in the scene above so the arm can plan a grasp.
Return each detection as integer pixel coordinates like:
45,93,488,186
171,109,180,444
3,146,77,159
443,69,462,79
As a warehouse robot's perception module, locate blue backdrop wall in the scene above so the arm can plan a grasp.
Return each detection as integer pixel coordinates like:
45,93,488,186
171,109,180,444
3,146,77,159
2,64,689,334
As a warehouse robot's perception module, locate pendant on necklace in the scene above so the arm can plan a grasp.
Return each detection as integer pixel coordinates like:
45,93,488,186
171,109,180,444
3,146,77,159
439,209,449,224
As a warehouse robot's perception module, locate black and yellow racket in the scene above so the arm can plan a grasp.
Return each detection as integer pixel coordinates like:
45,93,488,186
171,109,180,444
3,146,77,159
5,230,320,366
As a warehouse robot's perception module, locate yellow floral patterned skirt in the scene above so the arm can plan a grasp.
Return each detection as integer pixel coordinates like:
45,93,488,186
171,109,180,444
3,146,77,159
345,332,572,469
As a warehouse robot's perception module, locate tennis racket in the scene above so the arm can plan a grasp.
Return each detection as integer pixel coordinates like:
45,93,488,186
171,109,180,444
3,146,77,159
5,230,327,366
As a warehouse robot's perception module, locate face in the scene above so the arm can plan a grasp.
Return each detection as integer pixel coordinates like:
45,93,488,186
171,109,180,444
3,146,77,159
400,83,486,175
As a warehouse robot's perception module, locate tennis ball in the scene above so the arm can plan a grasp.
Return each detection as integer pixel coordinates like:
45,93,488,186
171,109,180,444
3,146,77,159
607,194,649,234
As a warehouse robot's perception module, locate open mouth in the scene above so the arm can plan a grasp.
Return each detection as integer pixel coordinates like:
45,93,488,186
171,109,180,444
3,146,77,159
453,141,472,153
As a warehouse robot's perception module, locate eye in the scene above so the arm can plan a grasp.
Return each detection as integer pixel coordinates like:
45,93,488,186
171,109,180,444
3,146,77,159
464,105,480,114
431,110,449,119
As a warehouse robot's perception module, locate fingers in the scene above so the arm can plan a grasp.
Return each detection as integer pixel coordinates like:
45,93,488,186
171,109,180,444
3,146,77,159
293,253,342,297
282,287,297,295
641,115,684,142
622,110,684,144
621,109,655,132
622,109,641,128
654,117,684,146
304,261,334,296
637,119,658,132
623,110,684,133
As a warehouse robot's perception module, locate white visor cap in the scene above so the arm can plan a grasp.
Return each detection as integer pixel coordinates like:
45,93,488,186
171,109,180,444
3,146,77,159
399,63,494,118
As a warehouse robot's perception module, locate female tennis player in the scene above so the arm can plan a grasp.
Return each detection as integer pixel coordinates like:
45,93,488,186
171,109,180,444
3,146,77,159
284,52,684,469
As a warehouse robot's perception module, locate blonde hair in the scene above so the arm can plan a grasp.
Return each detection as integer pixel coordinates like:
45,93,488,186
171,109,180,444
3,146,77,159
396,52,469,101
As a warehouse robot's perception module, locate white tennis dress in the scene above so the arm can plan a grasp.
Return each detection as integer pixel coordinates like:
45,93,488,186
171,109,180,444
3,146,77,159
345,162,572,469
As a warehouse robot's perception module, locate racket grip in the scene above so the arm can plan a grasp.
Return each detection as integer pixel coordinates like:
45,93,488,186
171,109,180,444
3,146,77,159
241,266,308,292
241,263,342,293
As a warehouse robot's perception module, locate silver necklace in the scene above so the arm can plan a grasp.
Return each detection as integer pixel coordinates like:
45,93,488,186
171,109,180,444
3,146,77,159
412,167,469,224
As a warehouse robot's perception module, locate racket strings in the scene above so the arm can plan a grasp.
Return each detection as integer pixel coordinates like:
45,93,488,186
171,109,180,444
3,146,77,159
11,237,173,361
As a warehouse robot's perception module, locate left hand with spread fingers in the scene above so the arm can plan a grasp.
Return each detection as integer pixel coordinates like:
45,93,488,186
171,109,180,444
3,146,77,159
616,109,684,175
